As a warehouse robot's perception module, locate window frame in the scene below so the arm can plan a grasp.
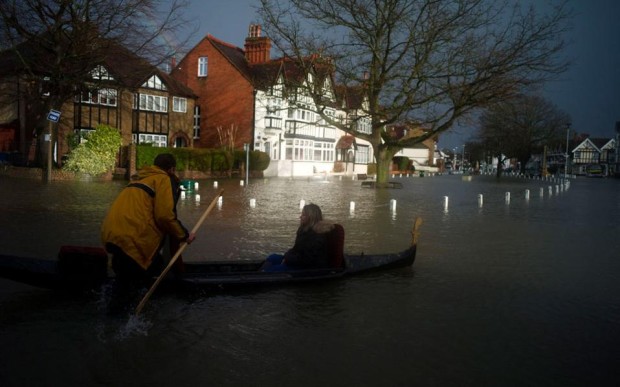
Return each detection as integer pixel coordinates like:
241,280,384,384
198,57,208,77
173,97,187,113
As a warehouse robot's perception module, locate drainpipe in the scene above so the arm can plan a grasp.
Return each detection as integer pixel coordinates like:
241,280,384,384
251,89,257,151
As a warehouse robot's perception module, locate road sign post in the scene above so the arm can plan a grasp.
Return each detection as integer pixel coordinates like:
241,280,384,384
45,109,61,182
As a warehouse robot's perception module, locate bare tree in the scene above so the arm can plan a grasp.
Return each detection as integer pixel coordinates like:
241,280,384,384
258,0,572,185
0,0,195,172
478,93,571,176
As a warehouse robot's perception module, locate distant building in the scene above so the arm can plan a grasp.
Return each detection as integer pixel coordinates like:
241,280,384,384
0,40,197,168
571,137,616,176
388,124,439,173
172,25,404,177
171,25,440,178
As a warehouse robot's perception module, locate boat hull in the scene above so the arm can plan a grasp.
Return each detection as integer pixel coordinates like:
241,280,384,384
0,245,417,292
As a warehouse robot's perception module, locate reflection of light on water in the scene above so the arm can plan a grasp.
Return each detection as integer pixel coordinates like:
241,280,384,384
117,315,152,340
95,314,153,343
93,282,153,341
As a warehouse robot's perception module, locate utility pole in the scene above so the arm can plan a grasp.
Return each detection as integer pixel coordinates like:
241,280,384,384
564,123,571,179
46,120,52,182
45,109,61,182
542,146,548,177
244,143,249,186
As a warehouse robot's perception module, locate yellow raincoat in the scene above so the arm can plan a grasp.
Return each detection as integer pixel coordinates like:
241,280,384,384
101,165,189,269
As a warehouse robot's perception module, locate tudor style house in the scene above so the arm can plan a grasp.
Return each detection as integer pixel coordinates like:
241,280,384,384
571,137,616,176
0,41,197,169
171,25,381,177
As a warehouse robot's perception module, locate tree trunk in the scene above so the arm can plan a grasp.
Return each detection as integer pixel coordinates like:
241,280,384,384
375,146,399,187
495,152,504,178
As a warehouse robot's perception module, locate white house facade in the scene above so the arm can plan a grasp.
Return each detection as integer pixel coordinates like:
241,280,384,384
252,62,374,178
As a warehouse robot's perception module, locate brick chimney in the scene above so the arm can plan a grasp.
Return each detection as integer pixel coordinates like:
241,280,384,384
244,24,271,64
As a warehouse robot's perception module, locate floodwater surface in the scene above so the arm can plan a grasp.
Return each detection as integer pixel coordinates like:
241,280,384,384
1,174,619,386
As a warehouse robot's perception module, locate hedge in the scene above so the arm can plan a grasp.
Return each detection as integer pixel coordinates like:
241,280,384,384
136,145,270,173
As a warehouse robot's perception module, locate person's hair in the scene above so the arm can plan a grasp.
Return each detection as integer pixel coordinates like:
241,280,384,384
300,203,323,231
154,153,176,171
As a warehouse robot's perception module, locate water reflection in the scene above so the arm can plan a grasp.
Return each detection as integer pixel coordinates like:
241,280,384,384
1,174,620,386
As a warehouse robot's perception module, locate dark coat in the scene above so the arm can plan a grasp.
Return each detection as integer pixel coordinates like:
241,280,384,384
283,221,335,269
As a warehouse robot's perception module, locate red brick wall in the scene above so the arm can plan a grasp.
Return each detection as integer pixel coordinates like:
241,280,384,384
172,39,254,149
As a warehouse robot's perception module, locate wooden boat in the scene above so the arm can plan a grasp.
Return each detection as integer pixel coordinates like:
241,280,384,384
0,219,422,293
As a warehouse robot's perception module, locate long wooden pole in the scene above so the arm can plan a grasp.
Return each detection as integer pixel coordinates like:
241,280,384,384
411,217,423,245
135,189,224,315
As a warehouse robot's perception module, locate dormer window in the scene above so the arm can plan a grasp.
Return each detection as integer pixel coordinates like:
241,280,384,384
142,75,167,90
91,65,114,81
198,57,208,77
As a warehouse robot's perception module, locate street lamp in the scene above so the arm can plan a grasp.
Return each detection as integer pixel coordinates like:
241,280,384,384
244,143,250,186
453,147,457,171
564,123,571,179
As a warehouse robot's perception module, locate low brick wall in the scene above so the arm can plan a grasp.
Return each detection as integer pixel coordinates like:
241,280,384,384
0,166,113,181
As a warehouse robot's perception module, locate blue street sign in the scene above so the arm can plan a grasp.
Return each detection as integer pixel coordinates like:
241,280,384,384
47,109,61,122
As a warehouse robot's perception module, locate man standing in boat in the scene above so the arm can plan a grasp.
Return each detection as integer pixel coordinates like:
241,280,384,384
101,153,195,288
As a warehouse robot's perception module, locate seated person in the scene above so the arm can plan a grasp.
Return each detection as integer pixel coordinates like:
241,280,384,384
263,203,334,271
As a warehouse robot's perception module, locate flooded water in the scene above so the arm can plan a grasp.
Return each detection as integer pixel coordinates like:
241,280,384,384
1,174,619,386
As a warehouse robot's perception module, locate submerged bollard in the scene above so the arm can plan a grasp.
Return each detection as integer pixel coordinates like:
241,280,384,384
548,186,553,195
390,199,397,211
195,194,201,202
540,187,544,197
478,194,483,207
555,185,560,194
505,192,511,204
300,199,306,209
213,181,218,188
250,198,256,208
443,196,449,211
350,201,355,212
194,182,199,190
180,191,186,199
217,196,223,207
525,189,530,200
240,180,244,187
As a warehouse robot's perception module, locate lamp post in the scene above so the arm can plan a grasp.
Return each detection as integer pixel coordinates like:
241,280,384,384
244,143,250,186
564,123,571,179
453,147,457,171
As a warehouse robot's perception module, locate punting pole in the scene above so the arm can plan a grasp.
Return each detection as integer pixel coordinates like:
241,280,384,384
411,217,423,245
135,189,224,316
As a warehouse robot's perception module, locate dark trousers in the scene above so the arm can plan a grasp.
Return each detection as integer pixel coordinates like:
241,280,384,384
104,243,164,315
106,243,164,284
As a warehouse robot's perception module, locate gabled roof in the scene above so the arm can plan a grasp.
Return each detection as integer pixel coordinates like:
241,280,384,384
572,137,613,153
598,138,615,150
335,84,366,110
206,35,253,82
251,60,284,89
190,33,362,110
0,37,195,98
89,42,196,98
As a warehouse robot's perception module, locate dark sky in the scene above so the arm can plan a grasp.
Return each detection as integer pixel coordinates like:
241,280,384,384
177,0,619,148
